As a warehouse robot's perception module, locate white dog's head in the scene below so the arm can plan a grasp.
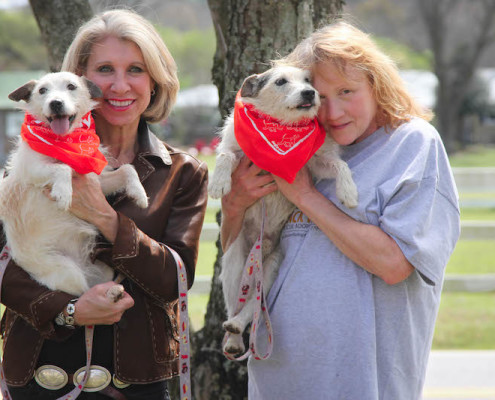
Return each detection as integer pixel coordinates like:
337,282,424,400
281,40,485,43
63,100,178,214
8,71,102,135
239,66,320,124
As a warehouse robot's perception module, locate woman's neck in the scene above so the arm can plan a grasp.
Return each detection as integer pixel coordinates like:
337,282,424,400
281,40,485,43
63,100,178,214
95,117,140,167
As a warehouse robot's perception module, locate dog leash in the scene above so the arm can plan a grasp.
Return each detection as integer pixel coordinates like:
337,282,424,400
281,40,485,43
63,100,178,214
0,244,191,400
223,199,274,361
165,245,192,400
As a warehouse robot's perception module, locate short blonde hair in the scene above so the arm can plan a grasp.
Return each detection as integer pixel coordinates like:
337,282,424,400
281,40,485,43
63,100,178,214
276,21,433,128
62,9,179,123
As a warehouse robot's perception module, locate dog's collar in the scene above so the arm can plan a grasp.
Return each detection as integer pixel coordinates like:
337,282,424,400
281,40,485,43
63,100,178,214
20,112,108,175
233,92,326,183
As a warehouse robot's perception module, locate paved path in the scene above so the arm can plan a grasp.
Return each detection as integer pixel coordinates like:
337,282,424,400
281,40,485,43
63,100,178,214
422,350,495,400
0,350,493,399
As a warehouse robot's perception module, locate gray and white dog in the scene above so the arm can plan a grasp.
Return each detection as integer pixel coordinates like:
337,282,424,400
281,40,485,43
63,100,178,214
0,71,148,297
208,65,358,355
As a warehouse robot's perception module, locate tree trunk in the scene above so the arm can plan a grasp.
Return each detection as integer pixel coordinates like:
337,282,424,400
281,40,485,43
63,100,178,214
190,2,343,399
29,0,93,72
417,0,495,152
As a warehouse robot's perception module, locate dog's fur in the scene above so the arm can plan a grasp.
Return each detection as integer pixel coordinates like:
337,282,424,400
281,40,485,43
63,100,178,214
208,66,358,355
0,72,148,296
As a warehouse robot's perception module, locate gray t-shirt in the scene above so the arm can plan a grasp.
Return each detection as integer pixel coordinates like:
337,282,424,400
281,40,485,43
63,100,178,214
248,118,461,400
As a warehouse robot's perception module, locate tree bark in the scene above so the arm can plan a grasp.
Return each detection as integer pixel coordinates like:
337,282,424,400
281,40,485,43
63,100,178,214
29,0,93,72
190,2,343,399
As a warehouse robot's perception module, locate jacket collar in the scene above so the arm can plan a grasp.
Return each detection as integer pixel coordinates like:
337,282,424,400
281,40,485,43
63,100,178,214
136,120,172,166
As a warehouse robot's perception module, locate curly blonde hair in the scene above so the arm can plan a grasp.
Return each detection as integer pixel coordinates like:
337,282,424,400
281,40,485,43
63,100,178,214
276,21,433,128
62,9,179,123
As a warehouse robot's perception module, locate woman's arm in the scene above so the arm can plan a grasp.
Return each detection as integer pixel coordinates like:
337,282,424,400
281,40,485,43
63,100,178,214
273,167,414,285
220,156,277,251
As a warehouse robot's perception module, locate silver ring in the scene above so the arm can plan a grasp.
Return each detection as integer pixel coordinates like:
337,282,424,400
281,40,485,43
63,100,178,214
34,365,68,390
73,365,111,392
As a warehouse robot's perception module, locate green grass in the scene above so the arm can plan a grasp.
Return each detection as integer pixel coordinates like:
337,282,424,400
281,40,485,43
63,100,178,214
189,293,209,332
449,145,495,167
433,292,495,349
461,207,495,220
197,241,217,276
446,240,495,275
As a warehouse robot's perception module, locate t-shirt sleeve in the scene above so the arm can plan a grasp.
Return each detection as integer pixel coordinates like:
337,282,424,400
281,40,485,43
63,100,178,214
378,174,460,286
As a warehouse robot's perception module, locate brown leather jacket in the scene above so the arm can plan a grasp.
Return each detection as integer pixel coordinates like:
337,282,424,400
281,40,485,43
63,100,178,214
0,121,208,386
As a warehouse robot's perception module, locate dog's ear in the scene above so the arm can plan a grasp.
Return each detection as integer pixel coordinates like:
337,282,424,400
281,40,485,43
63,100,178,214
240,72,270,98
8,80,37,102
82,77,102,99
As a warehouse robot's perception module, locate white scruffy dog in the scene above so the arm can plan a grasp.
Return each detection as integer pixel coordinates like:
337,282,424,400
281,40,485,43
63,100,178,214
209,66,358,356
0,72,148,297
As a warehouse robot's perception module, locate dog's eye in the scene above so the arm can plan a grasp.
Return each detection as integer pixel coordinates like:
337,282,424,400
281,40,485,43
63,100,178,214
275,78,287,86
67,84,77,91
39,87,47,95
305,78,311,83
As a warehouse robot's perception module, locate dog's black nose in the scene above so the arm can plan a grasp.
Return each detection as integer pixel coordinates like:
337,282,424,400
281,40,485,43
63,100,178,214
50,100,64,114
301,90,315,101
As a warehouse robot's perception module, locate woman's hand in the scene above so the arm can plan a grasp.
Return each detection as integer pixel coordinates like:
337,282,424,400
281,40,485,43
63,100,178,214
73,281,134,326
220,156,277,250
271,166,316,208
222,156,277,217
45,172,119,242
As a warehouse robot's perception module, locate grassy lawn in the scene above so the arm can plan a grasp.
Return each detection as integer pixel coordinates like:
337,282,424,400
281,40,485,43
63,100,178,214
433,292,495,349
449,144,495,167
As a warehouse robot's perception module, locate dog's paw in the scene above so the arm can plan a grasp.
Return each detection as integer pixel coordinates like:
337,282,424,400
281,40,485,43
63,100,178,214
223,333,245,356
208,180,231,199
106,284,125,302
223,319,243,334
338,182,358,209
128,186,149,208
50,182,72,210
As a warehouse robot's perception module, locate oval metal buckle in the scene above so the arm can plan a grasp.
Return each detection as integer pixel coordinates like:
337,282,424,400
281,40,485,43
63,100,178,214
73,365,111,392
34,365,68,390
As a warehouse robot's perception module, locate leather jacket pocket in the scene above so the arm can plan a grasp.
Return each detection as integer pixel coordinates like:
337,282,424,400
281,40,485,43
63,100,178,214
146,300,179,363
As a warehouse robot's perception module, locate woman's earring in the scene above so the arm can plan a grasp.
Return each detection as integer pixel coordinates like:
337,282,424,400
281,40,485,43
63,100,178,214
151,89,156,96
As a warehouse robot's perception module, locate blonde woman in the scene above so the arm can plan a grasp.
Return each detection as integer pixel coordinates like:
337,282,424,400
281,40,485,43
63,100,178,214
221,21,460,399
1,9,207,399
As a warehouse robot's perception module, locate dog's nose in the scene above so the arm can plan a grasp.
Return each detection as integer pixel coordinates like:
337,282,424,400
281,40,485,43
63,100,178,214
50,100,64,114
301,90,315,101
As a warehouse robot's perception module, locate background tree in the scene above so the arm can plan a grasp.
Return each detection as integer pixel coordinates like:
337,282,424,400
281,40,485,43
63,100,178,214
29,0,92,71
190,1,344,399
416,0,495,151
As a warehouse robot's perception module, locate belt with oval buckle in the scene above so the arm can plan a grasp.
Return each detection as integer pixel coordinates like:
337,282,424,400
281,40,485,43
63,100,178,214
34,364,131,392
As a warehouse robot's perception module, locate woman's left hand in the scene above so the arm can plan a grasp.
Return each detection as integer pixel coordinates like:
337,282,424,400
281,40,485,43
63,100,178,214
272,166,316,208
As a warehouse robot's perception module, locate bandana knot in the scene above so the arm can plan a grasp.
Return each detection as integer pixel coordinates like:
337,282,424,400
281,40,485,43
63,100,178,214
20,112,108,175
233,92,325,183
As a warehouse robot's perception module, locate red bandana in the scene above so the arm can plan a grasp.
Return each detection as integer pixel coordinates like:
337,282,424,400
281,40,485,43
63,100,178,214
20,112,108,175
234,93,325,183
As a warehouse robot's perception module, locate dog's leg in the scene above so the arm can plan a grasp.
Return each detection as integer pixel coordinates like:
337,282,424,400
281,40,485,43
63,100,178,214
223,332,245,356
99,165,148,208
310,141,358,209
223,246,282,333
220,234,248,328
221,247,283,356
29,162,74,210
208,152,239,199
332,159,358,208
12,248,90,296
220,233,251,355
